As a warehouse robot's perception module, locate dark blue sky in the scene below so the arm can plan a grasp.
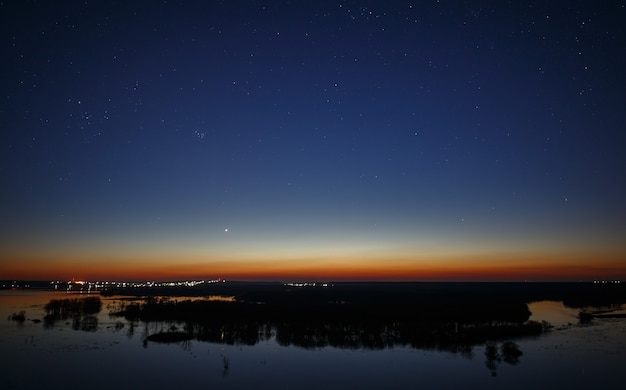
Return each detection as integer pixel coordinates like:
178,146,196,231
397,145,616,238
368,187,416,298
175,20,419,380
2,1,625,281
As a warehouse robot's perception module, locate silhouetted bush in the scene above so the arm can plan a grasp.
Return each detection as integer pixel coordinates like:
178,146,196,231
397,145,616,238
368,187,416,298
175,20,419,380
110,292,545,351
43,296,102,330
11,311,26,322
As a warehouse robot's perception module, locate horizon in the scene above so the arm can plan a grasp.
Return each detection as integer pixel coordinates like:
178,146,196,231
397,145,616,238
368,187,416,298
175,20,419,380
2,279,623,286
1,269,623,285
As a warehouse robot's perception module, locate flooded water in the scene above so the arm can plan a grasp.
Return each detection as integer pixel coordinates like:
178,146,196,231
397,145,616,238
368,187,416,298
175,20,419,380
1,290,624,389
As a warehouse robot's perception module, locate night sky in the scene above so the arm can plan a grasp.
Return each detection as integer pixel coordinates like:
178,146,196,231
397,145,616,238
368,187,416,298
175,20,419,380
2,1,625,281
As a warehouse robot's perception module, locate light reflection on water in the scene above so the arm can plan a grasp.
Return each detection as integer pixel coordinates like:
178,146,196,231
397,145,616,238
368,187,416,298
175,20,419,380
1,291,625,389
207,295,236,302
528,300,580,327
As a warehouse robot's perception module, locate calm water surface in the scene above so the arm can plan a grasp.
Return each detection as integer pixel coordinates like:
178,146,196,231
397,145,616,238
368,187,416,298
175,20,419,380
1,291,624,389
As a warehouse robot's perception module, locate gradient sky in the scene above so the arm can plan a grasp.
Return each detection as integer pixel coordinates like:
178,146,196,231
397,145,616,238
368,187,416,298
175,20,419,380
1,1,625,281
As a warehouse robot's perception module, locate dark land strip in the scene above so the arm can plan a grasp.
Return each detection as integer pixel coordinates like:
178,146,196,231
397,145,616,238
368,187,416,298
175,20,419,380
100,282,625,350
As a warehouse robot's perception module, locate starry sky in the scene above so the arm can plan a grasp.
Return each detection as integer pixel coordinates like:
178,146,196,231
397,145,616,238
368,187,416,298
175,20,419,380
1,1,625,282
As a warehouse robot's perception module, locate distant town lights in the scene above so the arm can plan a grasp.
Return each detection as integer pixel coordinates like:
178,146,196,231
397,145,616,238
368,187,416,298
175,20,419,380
58,278,226,291
593,280,621,284
284,282,332,287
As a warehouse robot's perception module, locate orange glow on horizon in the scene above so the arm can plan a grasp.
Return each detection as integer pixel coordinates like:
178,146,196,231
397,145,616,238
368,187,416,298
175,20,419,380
1,251,625,282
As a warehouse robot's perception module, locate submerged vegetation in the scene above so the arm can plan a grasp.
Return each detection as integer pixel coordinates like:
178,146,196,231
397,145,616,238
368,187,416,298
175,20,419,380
27,283,624,352
43,296,102,331
44,296,102,318
10,311,26,322
108,284,555,351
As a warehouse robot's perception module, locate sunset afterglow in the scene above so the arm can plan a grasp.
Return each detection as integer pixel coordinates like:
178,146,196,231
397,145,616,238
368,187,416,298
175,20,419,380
2,1,625,282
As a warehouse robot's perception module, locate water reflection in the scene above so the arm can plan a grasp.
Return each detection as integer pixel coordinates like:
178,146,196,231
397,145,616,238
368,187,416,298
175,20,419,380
529,300,626,327
11,294,621,356
1,289,626,388
43,296,102,332
221,355,230,377
484,341,523,376
10,311,26,323
110,297,547,355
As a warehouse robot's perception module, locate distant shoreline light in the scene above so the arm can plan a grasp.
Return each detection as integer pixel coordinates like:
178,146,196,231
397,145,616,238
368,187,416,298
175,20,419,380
593,280,622,284
284,282,332,288
42,278,227,292
1,279,624,291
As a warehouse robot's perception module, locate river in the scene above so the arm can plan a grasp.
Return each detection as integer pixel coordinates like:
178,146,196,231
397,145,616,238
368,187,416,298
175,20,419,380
1,290,624,389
